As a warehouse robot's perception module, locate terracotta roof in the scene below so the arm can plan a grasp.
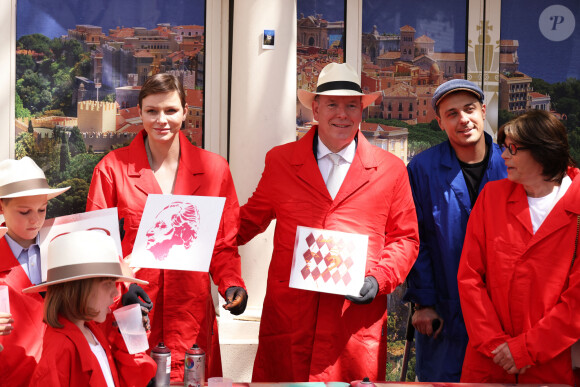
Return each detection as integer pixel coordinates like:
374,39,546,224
378,52,401,60
415,35,434,44
400,25,416,32
361,122,407,132
133,50,154,58
428,52,465,61
529,92,548,99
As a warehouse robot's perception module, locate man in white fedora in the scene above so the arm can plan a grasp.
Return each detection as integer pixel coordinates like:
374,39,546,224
237,62,419,382
0,156,69,386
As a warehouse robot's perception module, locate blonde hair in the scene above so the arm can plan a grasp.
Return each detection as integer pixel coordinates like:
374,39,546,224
44,277,115,328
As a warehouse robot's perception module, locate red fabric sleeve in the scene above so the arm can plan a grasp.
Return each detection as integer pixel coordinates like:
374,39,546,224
457,186,511,358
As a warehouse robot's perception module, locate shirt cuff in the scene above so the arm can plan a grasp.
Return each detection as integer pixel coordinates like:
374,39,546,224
507,335,533,369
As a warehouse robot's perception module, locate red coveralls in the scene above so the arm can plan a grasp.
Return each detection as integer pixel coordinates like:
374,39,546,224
29,317,156,386
0,236,45,387
458,168,580,384
87,130,246,381
238,127,419,382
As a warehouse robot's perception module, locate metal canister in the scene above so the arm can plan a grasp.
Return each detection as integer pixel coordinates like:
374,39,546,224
184,343,205,387
150,342,171,387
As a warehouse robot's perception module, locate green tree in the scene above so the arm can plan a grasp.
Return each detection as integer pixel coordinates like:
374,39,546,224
65,153,103,183
17,34,51,56
59,131,71,176
47,178,90,218
15,132,39,160
531,77,552,96
429,118,441,132
498,109,515,128
28,119,34,134
68,126,87,157
15,93,31,119
16,69,52,113
16,54,36,79
555,96,580,117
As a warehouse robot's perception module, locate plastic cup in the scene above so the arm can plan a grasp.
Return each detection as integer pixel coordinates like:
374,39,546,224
0,285,9,314
113,304,149,354
208,377,233,387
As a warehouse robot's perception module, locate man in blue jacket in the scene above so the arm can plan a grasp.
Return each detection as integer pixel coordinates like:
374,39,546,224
403,79,507,381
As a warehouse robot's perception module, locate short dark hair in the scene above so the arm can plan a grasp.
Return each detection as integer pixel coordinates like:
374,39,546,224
138,73,186,108
498,109,576,183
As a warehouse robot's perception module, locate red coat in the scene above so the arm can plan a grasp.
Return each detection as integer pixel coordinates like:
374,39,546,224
458,167,580,384
87,130,246,381
238,127,419,382
29,316,156,387
0,237,45,387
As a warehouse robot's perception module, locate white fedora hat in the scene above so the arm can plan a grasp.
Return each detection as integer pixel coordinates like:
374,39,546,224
0,157,69,199
297,62,382,110
23,230,147,293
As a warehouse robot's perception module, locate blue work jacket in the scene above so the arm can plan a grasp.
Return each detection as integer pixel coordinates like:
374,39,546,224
403,132,507,381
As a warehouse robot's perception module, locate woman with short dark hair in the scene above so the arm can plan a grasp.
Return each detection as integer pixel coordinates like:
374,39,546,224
458,109,580,384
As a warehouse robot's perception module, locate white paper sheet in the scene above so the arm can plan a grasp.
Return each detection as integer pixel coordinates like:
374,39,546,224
289,226,368,296
131,194,225,272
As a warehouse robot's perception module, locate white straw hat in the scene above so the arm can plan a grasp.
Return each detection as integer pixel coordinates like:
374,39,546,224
23,230,147,293
0,157,69,199
297,62,381,110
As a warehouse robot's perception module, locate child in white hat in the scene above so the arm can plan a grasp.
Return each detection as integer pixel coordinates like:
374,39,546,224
0,156,69,385
24,230,156,387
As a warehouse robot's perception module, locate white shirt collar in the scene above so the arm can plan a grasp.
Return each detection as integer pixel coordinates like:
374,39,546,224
317,136,356,164
4,233,39,257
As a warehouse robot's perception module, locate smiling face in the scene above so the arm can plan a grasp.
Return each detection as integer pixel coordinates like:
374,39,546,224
436,91,486,151
87,279,119,323
312,95,363,153
501,135,545,187
0,194,48,248
139,91,187,144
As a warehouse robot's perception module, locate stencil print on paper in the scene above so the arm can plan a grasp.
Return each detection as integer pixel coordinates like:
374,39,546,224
290,226,367,296
146,202,200,261
132,194,225,272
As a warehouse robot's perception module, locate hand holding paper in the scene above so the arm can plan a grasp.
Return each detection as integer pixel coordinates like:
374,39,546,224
345,276,378,304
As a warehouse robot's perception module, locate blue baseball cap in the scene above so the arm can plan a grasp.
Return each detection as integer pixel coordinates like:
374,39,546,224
432,79,484,110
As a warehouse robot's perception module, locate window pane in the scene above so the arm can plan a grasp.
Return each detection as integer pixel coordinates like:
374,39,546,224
361,0,467,164
499,0,580,162
15,0,206,217
297,0,346,139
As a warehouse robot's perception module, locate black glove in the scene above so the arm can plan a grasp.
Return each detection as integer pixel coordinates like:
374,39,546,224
345,276,379,304
223,286,248,315
122,283,153,311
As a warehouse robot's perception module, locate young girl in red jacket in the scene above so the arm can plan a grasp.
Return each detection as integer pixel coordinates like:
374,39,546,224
24,230,156,387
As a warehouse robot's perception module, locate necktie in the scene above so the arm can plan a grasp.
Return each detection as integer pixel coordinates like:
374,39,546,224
326,153,342,199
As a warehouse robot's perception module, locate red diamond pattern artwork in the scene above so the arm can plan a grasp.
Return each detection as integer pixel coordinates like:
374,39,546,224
299,232,354,287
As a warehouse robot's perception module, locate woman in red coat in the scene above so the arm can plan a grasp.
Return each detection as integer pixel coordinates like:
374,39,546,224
25,230,156,387
87,73,247,382
458,110,580,384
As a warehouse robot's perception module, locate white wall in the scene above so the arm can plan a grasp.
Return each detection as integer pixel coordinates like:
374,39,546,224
0,1,14,161
228,0,297,316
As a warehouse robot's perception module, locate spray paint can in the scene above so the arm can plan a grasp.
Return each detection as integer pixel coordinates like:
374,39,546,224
184,343,205,387
150,342,171,387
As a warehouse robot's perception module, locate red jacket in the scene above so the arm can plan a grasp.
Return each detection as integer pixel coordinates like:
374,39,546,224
458,167,580,384
87,130,246,381
29,317,156,387
238,127,419,382
0,237,45,387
